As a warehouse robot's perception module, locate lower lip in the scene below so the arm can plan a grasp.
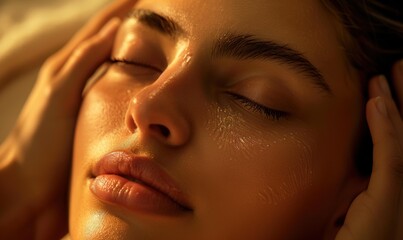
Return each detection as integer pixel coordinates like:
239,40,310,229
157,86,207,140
90,174,186,215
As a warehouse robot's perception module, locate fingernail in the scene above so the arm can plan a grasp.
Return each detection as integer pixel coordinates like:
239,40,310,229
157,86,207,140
378,75,391,96
375,96,387,116
99,18,121,37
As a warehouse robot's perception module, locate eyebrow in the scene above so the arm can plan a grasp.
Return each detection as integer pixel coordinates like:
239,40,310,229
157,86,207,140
128,9,332,95
128,9,185,38
212,34,332,94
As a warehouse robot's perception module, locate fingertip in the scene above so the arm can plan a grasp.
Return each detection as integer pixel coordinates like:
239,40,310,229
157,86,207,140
378,75,391,96
366,96,386,125
374,96,388,117
366,96,388,137
57,20,119,95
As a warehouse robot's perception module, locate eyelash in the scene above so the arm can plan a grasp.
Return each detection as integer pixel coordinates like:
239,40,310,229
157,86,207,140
109,57,161,72
227,92,286,121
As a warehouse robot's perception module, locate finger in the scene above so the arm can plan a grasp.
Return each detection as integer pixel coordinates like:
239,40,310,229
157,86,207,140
336,81,403,240
53,18,121,108
368,75,403,131
46,0,137,74
63,0,136,55
391,59,403,116
366,95,403,212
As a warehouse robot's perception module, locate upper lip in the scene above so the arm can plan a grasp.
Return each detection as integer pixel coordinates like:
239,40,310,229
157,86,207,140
91,151,192,210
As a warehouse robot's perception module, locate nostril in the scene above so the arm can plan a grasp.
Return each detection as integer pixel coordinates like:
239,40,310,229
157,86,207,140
160,126,170,137
150,124,170,138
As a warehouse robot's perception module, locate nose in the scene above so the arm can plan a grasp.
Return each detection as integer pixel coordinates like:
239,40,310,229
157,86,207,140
125,76,192,147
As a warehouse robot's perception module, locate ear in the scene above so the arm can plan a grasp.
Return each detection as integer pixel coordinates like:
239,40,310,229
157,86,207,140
322,174,369,240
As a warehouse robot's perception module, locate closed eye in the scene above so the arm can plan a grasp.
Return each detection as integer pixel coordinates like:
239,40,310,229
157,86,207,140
109,57,162,73
227,92,287,121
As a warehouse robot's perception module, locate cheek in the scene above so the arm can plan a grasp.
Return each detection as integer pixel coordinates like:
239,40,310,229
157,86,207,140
74,80,130,160
196,105,316,237
204,104,313,202
254,137,313,205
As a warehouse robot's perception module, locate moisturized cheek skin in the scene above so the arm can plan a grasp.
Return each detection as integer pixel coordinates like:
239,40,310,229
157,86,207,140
256,133,313,205
205,104,313,205
205,105,272,157
76,88,127,162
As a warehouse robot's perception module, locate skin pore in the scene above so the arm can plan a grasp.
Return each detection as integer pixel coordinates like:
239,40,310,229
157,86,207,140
69,0,368,239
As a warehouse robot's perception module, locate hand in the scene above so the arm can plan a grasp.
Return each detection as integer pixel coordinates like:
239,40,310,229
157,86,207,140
0,0,135,238
336,60,403,240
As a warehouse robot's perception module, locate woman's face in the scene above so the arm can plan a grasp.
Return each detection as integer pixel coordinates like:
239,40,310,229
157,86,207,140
70,0,367,239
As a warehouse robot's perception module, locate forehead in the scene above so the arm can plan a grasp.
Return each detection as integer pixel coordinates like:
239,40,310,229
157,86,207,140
133,0,353,91
134,0,340,43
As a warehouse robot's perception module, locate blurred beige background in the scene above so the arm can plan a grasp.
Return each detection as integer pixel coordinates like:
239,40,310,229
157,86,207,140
0,0,110,142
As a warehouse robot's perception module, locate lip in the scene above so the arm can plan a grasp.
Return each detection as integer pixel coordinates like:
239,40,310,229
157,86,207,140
90,151,192,215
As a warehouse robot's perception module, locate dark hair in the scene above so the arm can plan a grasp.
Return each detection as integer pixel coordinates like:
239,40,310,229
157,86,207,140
321,0,402,176
321,0,402,79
